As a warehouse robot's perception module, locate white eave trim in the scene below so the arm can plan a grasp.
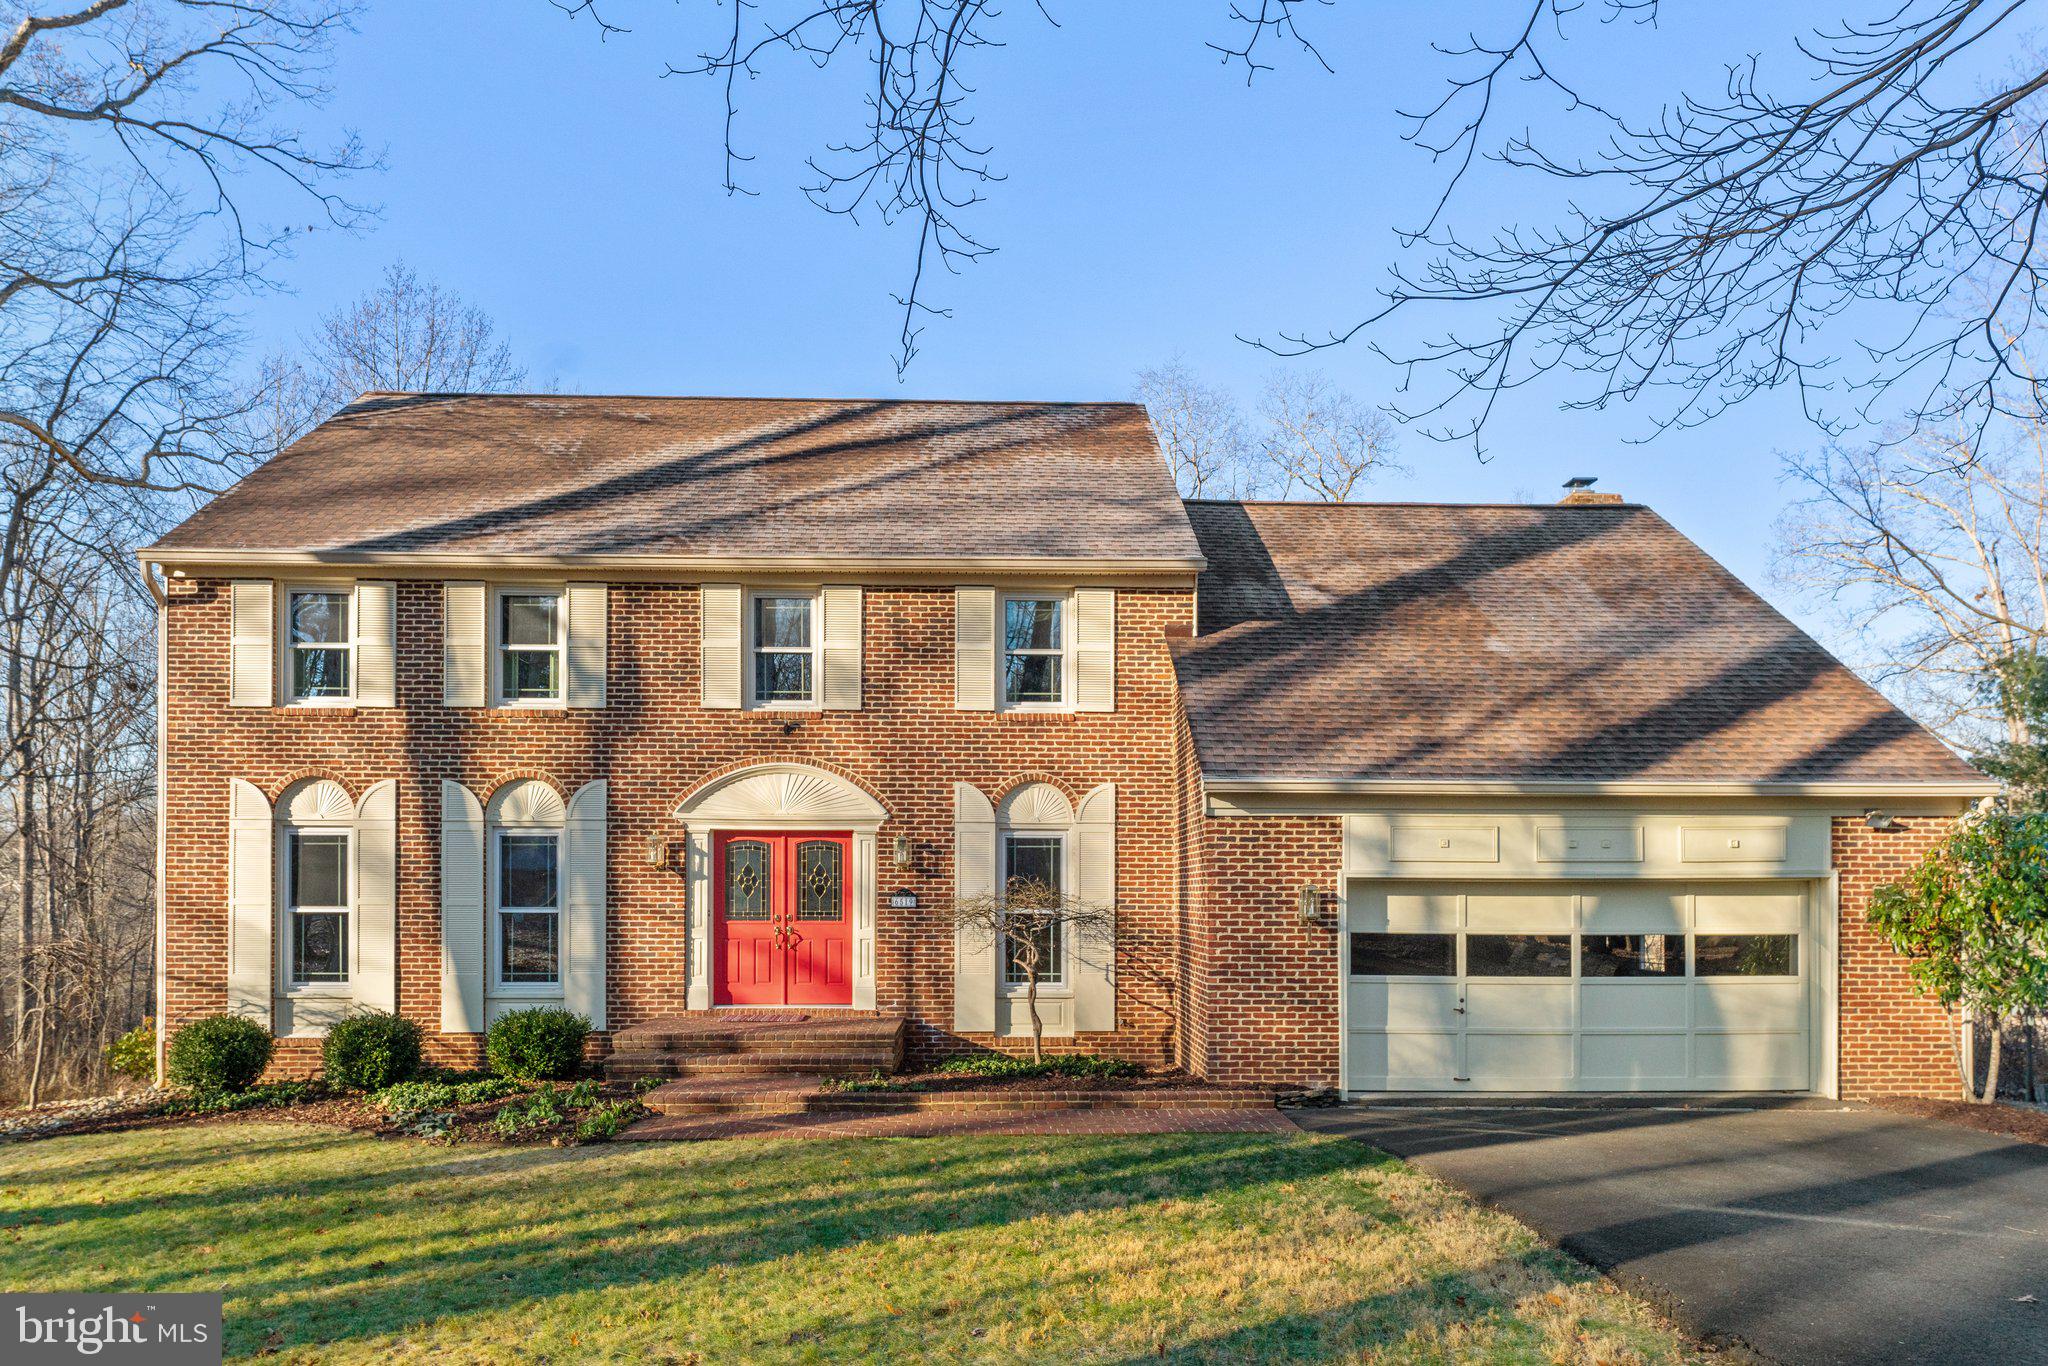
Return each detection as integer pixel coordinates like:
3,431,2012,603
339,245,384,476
137,548,1206,579
1203,776,1999,799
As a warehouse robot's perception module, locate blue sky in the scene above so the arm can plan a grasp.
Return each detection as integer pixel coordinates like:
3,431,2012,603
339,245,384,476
244,1,1915,643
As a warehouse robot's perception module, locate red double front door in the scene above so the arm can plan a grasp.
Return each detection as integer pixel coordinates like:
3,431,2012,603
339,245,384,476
713,831,854,1006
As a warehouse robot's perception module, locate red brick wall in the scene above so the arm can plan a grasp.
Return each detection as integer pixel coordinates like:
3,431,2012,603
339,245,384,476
1834,814,1961,1100
1192,813,1345,1086
161,577,1194,1072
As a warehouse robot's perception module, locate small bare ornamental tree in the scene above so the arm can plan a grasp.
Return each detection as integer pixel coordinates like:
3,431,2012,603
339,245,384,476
951,876,1113,1064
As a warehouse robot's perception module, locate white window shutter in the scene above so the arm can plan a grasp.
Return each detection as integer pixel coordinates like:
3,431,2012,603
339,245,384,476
954,587,996,710
566,582,608,708
442,582,486,707
354,582,396,708
952,782,998,1032
1074,588,1116,712
700,583,742,709
1073,783,1117,1032
563,780,608,1029
354,780,398,1013
229,581,274,707
438,780,486,1033
225,779,274,1025
820,585,863,710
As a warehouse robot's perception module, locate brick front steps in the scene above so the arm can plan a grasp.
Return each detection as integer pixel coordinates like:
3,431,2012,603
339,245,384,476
639,1075,1277,1117
603,1012,908,1082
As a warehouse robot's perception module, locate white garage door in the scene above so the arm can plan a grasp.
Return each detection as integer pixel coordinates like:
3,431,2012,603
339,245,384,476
1344,882,1813,1093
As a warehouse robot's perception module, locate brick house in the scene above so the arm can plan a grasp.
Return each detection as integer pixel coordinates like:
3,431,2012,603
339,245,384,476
140,394,1992,1099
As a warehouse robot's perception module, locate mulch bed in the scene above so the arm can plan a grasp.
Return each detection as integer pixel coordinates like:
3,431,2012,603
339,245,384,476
1874,1096,2048,1146
0,1081,648,1147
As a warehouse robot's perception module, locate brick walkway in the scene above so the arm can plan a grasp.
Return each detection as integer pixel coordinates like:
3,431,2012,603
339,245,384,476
622,1105,1301,1140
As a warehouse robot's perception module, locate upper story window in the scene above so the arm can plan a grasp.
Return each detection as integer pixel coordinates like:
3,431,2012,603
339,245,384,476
287,589,352,702
1002,595,1066,708
750,592,817,706
285,828,350,987
498,589,563,704
494,830,562,987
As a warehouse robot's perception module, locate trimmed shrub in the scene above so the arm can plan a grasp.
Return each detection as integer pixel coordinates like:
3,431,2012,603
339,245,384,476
323,1012,425,1091
106,1019,156,1084
165,1015,274,1095
485,1007,590,1081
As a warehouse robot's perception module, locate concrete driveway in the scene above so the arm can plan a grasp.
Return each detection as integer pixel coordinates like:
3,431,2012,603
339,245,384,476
1292,1099,2048,1364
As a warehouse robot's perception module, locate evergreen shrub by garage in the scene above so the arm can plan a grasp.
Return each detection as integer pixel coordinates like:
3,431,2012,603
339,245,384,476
165,1015,273,1094
106,1018,156,1083
323,1011,425,1090
485,1007,590,1081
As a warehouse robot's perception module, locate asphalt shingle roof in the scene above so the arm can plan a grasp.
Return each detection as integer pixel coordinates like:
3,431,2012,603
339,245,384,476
150,394,1202,564
1172,499,1983,787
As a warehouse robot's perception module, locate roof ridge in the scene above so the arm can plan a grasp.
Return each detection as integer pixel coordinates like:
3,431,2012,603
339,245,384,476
344,391,1146,408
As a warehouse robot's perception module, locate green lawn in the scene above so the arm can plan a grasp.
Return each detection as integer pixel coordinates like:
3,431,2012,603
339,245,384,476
0,1123,1700,1363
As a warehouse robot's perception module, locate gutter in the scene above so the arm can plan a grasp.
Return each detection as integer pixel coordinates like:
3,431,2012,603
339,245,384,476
136,548,1208,579
1203,776,2001,800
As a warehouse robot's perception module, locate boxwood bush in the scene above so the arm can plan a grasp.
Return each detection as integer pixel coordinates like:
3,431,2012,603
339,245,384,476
323,1011,424,1091
106,1018,156,1084
165,1014,273,1095
485,1007,590,1081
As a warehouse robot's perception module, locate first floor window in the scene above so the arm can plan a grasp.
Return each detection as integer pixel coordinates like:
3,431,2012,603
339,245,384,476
497,831,561,984
288,589,351,700
1003,596,1064,705
287,829,350,985
499,591,562,702
1002,833,1064,986
752,593,815,703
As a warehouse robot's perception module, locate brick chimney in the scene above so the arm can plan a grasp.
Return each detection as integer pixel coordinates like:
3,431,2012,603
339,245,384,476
1559,476,1623,506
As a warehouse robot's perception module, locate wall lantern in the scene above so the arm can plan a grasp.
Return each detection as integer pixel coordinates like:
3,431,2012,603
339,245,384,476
644,834,669,868
1298,886,1321,924
893,834,914,869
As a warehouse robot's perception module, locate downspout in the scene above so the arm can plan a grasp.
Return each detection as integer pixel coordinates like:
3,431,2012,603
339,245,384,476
138,557,167,1084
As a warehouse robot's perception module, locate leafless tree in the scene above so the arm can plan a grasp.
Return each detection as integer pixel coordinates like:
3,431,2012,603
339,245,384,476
1257,369,1401,501
950,877,1113,1063
558,1,2048,447
1133,358,1258,499
262,262,529,447
1777,406,2048,754
0,0,367,1099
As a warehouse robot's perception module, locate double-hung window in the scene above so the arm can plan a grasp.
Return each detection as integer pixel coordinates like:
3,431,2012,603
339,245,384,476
1001,832,1065,987
499,590,563,704
285,829,350,987
751,593,816,706
287,589,352,702
1002,596,1065,707
495,831,561,986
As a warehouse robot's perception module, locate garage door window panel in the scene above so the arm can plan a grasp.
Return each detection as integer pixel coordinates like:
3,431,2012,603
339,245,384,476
1695,933,1798,977
1466,933,1572,977
1349,932,1455,977
1583,933,1686,978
